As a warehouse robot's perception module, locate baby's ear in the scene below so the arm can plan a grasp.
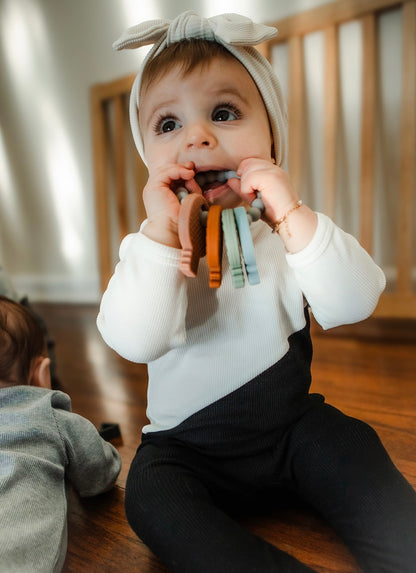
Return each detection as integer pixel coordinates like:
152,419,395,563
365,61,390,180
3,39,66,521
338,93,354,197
30,356,52,389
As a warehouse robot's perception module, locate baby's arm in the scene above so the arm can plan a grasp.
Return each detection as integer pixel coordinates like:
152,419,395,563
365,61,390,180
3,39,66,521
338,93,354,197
230,158,385,328
97,231,188,362
97,162,201,362
53,402,121,497
287,213,386,329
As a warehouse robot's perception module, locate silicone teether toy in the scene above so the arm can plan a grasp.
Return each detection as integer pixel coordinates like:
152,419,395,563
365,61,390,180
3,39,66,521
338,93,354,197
178,193,209,277
234,206,260,285
221,208,245,288
176,173,264,288
206,205,223,288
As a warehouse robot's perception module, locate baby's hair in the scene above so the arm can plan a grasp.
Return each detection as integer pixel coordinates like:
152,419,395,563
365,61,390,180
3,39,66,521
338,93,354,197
0,295,47,387
140,39,236,98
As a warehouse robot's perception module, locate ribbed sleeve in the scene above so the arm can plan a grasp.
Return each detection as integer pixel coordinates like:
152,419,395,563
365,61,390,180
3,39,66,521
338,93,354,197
287,213,386,329
97,231,188,362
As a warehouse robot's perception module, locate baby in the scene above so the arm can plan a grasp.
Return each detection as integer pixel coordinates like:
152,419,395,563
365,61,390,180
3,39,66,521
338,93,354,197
97,12,416,573
0,295,121,572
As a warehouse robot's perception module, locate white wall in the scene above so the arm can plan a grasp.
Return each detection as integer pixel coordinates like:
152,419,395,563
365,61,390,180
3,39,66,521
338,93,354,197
0,0,395,302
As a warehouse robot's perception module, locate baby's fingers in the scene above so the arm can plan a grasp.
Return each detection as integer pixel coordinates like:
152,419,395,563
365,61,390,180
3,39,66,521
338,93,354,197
150,162,195,188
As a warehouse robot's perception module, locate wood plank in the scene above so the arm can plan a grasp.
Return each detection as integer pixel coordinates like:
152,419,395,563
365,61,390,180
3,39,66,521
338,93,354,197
396,0,416,295
359,14,377,253
90,74,136,101
256,41,270,59
268,0,411,42
114,95,129,242
90,92,112,294
288,35,305,193
91,75,138,293
323,25,339,219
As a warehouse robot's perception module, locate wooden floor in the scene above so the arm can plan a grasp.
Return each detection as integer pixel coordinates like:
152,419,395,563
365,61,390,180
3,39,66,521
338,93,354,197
32,303,416,573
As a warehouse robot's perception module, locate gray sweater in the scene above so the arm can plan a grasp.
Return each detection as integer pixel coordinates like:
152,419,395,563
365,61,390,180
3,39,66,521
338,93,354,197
0,386,122,572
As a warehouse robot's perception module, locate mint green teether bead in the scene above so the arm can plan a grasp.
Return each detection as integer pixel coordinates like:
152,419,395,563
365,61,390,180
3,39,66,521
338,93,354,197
177,188,189,203
221,209,245,288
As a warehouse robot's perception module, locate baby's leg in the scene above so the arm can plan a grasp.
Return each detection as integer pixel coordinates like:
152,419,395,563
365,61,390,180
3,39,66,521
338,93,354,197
288,401,416,573
125,441,315,573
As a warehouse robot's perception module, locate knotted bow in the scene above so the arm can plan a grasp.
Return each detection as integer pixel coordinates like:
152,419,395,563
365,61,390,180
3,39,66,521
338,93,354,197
113,11,277,51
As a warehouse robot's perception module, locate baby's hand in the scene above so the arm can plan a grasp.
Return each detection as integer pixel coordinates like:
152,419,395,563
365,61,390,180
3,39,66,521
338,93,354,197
142,162,201,247
229,158,297,227
228,158,317,253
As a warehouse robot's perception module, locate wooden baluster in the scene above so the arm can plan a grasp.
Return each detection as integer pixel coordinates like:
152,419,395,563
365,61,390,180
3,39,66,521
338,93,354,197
359,13,377,255
397,0,415,297
288,34,305,194
323,25,339,220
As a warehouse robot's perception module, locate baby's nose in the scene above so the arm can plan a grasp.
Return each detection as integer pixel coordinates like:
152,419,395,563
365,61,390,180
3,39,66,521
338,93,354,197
185,123,217,149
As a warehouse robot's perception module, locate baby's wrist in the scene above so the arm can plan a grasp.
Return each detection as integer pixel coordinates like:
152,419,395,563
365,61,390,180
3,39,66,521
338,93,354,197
264,191,298,223
142,216,181,248
270,200,303,236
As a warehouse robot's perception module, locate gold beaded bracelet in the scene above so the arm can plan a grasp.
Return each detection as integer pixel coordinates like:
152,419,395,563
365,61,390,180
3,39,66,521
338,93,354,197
271,200,303,237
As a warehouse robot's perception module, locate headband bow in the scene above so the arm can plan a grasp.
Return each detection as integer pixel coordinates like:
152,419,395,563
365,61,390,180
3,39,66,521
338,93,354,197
113,12,278,51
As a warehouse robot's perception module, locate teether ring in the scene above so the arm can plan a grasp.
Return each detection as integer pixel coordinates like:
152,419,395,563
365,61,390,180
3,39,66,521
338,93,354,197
206,205,223,288
234,206,260,285
178,193,208,277
222,209,245,288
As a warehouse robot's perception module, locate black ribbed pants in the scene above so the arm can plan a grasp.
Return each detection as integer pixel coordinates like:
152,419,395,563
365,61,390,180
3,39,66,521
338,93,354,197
125,320,416,573
125,398,416,572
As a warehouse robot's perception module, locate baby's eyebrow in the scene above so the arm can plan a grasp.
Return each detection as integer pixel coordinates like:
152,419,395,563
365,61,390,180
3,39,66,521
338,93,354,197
211,86,249,104
140,98,178,130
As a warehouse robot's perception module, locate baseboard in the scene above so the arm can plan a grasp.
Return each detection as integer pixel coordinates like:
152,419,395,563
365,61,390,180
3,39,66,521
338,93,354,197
12,273,101,304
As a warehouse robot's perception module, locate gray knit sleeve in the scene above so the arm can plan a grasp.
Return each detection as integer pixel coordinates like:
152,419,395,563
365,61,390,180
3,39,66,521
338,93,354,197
51,393,121,497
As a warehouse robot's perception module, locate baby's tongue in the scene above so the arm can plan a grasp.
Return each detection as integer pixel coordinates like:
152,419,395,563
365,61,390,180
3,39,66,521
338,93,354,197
202,179,223,192
197,170,238,191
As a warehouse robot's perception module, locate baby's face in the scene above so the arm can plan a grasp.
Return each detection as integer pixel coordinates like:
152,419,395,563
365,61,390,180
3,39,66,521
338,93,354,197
139,55,273,208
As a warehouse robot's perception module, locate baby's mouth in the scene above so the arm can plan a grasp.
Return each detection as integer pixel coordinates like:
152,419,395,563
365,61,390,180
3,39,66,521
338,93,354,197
194,170,238,193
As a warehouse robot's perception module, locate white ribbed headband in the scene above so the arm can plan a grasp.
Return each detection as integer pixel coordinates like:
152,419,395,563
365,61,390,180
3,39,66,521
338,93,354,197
113,11,287,167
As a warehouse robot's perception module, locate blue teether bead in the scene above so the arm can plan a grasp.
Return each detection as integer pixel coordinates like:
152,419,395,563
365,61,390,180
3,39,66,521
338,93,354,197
247,207,261,222
177,188,189,203
251,198,264,211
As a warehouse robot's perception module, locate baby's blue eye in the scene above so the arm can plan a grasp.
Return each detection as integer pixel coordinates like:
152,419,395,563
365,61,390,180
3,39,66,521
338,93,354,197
212,107,239,122
160,118,180,133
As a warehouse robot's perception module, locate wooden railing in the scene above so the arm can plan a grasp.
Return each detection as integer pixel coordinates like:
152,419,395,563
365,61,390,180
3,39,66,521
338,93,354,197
261,0,415,318
91,74,147,293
